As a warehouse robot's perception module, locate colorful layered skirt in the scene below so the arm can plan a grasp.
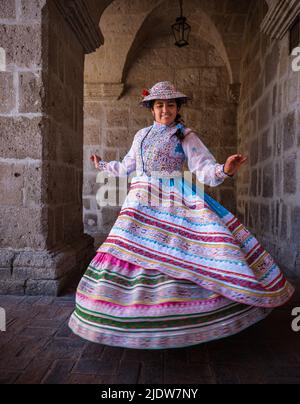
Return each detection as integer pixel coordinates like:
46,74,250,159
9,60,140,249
68,174,295,349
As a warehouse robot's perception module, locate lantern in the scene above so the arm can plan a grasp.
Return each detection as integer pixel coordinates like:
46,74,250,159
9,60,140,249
171,0,191,48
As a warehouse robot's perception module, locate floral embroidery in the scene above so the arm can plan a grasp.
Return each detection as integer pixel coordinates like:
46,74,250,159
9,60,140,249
136,123,186,176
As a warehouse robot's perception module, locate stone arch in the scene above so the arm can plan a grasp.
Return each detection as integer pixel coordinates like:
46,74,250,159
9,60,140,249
122,1,233,86
83,0,250,246
86,0,251,90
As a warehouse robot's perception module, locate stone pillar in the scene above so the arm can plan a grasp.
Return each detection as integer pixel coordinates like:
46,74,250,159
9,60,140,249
0,0,103,295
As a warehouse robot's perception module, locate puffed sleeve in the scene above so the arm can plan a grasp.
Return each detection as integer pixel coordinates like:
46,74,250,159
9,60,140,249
182,131,232,187
97,134,137,177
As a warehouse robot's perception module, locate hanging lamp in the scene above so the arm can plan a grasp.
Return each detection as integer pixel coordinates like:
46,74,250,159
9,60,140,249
171,0,191,47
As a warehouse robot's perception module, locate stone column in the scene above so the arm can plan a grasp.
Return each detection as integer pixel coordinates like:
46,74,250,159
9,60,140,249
0,0,103,295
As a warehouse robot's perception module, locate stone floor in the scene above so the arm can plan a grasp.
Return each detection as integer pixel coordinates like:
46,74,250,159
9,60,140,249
0,278,300,384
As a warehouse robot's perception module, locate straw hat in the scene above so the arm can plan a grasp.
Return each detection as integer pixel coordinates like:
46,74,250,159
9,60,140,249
140,81,190,107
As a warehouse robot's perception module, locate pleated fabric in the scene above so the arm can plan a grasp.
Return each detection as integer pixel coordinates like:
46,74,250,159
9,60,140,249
69,175,294,349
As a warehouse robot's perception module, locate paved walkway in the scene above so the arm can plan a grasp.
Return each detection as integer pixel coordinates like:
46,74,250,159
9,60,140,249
0,279,300,384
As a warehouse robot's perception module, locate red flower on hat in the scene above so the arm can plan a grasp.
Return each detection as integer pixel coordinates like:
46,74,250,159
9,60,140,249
142,89,150,97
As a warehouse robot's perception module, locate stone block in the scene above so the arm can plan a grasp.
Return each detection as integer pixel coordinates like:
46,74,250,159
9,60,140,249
250,138,258,165
284,154,296,194
25,280,61,296
13,246,79,281
0,24,42,68
23,163,44,207
83,172,101,196
273,121,281,156
263,163,273,198
11,266,55,281
250,169,257,196
0,0,16,19
83,198,90,210
105,129,131,148
100,206,120,228
249,201,259,229
0,116,45,159
19,71,43,113
20,0,46,22
84,102,103,122
175,68,200,91
260,204,270,233
84,121,100,145
200,67,218,88
291,206,300,245
0,249,15,270
261,129,272,160
258,167,262,196
258,93,271,130
283,111,295,151
0,71,15,113
0,207,47,249
106,108,129,128
0,268,11,280
274,161,282,195
84,213,98,230
0,163,24,206
272,84,277,116
0,280,25,295
288,73,298,105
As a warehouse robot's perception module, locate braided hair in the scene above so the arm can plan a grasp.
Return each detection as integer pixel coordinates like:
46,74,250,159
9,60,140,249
149,99,186,141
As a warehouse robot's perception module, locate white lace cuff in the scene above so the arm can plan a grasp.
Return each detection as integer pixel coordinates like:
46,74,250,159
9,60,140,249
97,160,109,171
215,163,234,179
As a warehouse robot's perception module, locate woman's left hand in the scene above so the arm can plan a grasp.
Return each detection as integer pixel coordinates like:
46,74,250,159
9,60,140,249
224,154,248,176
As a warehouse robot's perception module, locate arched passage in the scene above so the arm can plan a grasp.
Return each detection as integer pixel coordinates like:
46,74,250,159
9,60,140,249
83,0,250,246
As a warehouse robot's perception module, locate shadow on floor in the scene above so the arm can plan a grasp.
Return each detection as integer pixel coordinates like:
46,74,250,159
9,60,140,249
0,278,299,384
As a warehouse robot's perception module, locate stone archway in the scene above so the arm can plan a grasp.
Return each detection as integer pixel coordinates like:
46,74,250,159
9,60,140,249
83,0,252,246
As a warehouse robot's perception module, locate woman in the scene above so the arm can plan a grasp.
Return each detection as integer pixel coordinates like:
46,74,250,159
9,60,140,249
69,81,294,349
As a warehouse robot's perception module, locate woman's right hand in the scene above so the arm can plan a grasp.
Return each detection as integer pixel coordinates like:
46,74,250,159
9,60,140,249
90,154,102,169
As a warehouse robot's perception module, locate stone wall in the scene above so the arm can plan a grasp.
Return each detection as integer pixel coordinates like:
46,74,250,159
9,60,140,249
83,33,238,247
0,0,95,295
237,0,300,278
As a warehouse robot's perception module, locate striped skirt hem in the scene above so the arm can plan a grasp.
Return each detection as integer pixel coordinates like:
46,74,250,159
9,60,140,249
68,252,273,349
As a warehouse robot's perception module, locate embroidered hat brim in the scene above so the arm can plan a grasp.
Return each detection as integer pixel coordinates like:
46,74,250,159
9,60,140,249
139,81,190,107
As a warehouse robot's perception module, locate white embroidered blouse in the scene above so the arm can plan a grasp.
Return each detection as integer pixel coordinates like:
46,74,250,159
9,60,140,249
97,121,233,187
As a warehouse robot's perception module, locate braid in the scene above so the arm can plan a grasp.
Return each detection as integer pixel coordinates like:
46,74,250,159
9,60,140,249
174,112,185,141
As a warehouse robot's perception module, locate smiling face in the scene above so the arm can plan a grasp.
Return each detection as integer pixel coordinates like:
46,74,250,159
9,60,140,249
151,99,179,126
